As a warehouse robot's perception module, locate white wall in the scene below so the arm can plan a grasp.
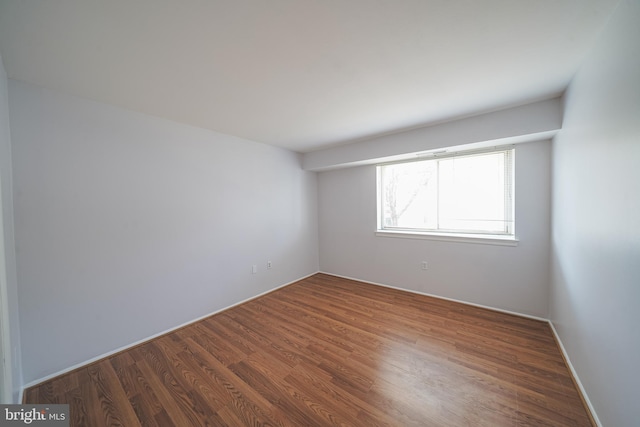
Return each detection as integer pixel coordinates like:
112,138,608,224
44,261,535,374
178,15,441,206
318,140,551,318
550,0,640,426
9,80,319,384
0,55,22,403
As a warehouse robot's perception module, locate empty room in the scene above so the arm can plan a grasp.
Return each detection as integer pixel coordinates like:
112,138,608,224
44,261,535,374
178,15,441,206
0,0,638,426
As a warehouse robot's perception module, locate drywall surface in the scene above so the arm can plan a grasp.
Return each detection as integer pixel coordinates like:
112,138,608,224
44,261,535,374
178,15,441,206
0,55,21,402
9,80,319,384
303,98,561,171
550,1,640,425
318,140,551,317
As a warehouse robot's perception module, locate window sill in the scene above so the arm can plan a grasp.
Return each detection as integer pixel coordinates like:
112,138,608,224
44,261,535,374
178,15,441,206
375,230,519,246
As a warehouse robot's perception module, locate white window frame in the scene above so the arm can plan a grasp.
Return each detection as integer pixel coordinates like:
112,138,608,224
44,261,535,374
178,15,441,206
376,147,517,246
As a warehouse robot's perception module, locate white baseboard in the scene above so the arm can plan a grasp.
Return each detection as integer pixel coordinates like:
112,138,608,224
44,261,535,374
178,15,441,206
548,321,601,427
318,271,548,322
21,272,319,393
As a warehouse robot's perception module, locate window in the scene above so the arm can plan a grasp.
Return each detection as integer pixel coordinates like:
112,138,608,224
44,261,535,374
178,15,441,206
377,148,514,240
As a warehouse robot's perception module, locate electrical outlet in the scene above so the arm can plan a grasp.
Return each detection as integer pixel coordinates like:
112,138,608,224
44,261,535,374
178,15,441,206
421,261,428,270
252,265,258,274
267,261,272,269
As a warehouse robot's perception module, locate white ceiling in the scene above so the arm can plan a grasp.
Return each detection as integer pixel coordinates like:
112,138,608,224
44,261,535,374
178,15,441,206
0,0,619,152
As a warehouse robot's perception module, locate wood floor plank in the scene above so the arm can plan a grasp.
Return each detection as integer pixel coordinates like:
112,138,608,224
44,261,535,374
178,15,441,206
133,350,205,427
225,358,318,427
77,367,107,426
180,338,287,426
87,360,142,427
65,387,91,426
24,273,594,426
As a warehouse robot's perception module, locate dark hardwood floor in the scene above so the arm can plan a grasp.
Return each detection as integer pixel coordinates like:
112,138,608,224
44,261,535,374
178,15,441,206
24,273,593,426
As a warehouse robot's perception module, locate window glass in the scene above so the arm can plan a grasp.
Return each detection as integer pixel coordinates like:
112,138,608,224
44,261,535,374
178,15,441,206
378,149,514,236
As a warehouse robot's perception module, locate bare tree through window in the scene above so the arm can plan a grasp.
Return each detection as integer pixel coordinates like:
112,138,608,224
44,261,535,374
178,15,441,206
383,164,432,227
